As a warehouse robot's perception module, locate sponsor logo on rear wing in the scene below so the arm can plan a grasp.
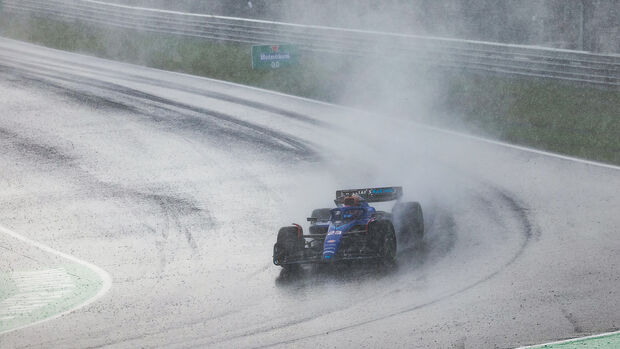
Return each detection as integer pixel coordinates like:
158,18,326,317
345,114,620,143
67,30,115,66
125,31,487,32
335,187,403,204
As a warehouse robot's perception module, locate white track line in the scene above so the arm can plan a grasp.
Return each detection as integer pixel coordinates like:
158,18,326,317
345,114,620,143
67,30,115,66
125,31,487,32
162,72,620,172
0,37,618,341
153,65,620,173
78,0,620,56
5,38,619,173
518,329,620,348
0,225,112,336
416,124,620,171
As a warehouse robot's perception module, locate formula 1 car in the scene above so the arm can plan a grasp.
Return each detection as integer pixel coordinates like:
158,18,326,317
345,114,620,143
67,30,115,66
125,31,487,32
273,187,424,269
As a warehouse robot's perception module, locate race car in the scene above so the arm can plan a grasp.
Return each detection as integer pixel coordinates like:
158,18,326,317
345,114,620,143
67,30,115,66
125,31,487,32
273,187,424,269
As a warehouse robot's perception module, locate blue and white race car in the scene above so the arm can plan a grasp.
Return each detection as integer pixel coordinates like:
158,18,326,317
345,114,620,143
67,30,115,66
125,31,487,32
273,187,424,269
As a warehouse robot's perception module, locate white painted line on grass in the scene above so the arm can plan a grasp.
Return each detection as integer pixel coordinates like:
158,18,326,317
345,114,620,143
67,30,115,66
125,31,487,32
518,329,620,348
4,305,50,312
416,124,620,171
1,268,77,322
19,286,74,292
0,225,112,336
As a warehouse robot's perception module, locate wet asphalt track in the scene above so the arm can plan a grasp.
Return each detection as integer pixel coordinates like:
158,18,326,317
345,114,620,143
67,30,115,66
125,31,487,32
0,38,619,348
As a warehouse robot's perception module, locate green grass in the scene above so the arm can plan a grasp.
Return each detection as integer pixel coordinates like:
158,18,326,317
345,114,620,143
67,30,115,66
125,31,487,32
0,14,350,102
1,13,618,165
0,264,104,334
527,332,620,348
441,73,620,163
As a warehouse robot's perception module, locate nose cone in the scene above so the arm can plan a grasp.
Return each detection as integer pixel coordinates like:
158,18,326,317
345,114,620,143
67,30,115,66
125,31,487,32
323,230,342,260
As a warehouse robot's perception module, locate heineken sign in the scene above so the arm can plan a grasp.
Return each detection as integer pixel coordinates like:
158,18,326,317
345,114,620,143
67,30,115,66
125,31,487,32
251,44,298,69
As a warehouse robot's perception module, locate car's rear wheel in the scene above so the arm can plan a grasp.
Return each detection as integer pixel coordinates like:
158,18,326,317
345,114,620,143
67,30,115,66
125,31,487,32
392,201,424,244
381,224,397,265
369,221,397,265
310,208,331,223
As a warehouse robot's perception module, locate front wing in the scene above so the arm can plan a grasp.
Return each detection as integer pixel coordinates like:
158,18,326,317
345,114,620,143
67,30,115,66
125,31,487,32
273,234,382,266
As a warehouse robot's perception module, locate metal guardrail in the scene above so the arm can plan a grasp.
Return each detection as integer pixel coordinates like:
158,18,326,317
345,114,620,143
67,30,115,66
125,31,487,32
2,0,619,87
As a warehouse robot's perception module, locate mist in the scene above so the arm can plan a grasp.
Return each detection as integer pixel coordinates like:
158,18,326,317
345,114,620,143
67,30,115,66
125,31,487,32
106,0,619,53
1,1,619,347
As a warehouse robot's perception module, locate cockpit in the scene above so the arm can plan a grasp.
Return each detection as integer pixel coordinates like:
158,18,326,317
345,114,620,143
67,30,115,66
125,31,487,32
331,207,365,225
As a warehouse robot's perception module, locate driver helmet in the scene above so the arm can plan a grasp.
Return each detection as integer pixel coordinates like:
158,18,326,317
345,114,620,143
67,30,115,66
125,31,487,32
343,194,363,207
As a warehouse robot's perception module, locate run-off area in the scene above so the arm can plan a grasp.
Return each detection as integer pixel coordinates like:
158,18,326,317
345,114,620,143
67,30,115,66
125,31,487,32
0,232,104,334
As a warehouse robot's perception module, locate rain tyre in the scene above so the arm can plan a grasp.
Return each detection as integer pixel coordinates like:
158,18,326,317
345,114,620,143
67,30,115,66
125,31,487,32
274,226,304,269
393,201,424,244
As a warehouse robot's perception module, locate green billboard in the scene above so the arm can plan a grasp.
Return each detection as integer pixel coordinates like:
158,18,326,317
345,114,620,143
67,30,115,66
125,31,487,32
251,44,298,69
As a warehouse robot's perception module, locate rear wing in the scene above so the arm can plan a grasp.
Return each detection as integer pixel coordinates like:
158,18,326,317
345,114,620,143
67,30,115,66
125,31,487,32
335,187,403,204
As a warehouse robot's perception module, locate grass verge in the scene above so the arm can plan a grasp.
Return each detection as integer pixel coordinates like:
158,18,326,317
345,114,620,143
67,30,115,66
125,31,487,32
440,73,620,164
1,13,618,165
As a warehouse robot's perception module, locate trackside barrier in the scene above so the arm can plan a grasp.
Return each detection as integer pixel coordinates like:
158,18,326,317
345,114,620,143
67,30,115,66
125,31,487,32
1,0,618,86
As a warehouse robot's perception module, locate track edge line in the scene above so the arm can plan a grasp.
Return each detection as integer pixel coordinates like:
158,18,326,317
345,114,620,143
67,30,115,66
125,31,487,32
517,329,620,348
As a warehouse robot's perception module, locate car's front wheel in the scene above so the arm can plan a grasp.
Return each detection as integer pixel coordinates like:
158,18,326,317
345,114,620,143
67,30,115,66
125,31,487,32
273,226,304,269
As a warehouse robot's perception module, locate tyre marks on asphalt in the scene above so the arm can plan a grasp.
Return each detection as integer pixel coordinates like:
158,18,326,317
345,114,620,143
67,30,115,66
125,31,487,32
246,186,535,349
0,45,326,127
0,123,212,251
0,60,318,162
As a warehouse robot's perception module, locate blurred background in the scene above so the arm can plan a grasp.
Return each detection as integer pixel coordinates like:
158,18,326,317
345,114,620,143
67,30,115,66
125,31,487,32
109,0,619,53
